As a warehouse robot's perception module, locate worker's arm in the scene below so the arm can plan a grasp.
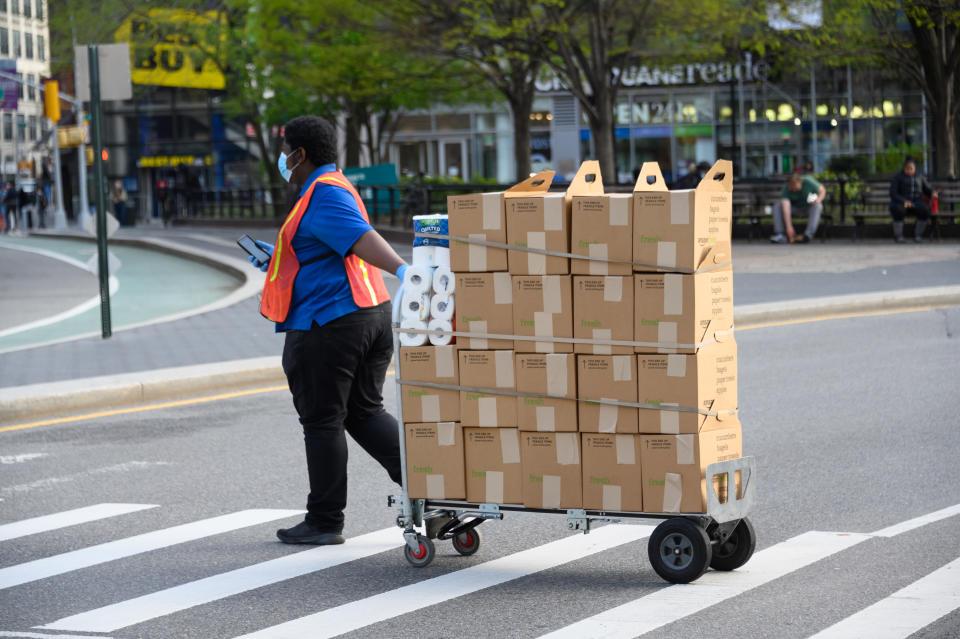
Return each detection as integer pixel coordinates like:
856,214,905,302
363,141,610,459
816,184,827,204
351,229,406,276
780,198,795,239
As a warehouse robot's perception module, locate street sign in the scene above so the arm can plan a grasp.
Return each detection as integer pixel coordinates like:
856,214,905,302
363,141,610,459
75,43,133,102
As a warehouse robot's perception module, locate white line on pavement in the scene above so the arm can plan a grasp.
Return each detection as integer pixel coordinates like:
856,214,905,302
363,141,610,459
0,276,118,339
0,453,48,464
871,503,960,538
234,524,655,639
39,527,402,633
808,556,960,639
0,509,302,590
0,632,112,639
0,504,158,542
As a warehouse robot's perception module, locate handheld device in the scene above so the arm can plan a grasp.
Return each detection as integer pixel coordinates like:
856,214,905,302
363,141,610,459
237,234,271,264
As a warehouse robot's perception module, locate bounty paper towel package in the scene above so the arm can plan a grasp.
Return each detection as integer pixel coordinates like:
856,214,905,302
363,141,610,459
412,215,449,267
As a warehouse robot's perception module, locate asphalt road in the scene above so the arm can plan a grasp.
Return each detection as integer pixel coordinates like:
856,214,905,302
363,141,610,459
1,307,958,638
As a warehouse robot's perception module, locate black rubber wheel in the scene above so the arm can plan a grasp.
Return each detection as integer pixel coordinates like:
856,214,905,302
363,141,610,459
403,535,435,567
648,518,713,584
710,518,756,571
451,528,482,556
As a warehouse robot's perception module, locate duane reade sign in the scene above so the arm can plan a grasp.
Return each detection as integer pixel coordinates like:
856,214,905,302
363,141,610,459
535,52,769,92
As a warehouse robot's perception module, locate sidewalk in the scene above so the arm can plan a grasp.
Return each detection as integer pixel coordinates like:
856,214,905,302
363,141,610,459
1,226,958,423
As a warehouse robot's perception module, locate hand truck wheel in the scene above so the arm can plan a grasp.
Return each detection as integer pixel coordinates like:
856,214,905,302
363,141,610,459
451,528,482,556
710,517,756,571
403,534,435,568
648,517,712,584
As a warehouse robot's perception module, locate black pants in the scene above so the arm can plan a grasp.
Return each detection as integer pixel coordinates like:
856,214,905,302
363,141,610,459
890,199,930,222
281,302,402,532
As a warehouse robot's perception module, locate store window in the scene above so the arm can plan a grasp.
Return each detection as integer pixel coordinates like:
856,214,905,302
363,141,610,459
28,115,36,141
16,114,24,141
435,114,470,131
23,0,30,18
531,131,552,172
37,0,43,20
0,1,7,14
632,95,672,125
37,35,44,61
398,141,427,176
11,0,18,16
674,94,713,123
475,132,497,179
0,29,7,56
395,114,432,132
27,73,34,100
13,31,20,57
25,33,32,59
2,113,10,140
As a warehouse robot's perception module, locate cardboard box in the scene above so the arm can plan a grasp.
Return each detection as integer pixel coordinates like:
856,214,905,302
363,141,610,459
636,339,738,434
520,432,582,509
581,433,643,512
448,192,508,273
573,276,634,355
633,264,734,355
455,272,514,350
640,420,742,513
515,353,578,432
577,355,639,433
399,346,460,422
405,422,465,499
512,275,573,353
571,193,633,275
459,350,517,427
632,160,733,273
464,427,522,504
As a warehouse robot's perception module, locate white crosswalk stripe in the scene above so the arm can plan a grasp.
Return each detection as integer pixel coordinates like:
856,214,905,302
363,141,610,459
0,509,302,590
0,503,158,542
233,523,656,639
808,556,960,639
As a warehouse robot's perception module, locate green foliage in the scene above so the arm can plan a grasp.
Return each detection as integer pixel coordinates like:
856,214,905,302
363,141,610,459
874,142,928,175
814,169,864,204
827,156,872,177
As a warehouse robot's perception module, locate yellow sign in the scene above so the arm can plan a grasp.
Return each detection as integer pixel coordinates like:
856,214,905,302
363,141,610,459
115,9,226,90
57,125,88,149
137,155,213,168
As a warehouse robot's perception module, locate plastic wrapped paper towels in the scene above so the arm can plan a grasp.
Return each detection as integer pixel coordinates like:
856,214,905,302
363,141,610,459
399,318,429,347
412,215,450,267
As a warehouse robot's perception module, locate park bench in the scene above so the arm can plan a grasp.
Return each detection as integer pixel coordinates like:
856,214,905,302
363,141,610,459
740,181,834,242
852,179,960,241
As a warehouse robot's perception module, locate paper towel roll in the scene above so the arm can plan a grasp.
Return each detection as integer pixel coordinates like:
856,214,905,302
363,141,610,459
427,318,455,346
400,318,429,347
401,292,431,321
432,265,455,295
430,293,454,321
433,246,450,267
412,245,436,267
403,264,433,295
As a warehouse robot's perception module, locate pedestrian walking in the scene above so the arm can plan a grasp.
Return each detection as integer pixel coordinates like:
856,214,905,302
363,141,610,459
246,115,409,545
112,180,128,226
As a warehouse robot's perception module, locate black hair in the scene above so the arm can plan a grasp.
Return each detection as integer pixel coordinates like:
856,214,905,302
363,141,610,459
284,115,337,167
903,156,916,166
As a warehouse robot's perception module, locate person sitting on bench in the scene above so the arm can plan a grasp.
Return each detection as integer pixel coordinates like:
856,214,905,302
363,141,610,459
889,158,936,243
770,172,826,244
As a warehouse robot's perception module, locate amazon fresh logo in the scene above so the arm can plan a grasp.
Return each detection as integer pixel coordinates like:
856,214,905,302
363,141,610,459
640,235,661,243
581,320,602,328
578,240,597,248
529,474,543,483
472,470,487,478
463,316,482,322
589,476,610,485
649,478,665,487
524,398,544,406
644,398,663,405
641,318,660,326
520,319,535,327
408,390,428,397
413,465,433,473
466,392,488,400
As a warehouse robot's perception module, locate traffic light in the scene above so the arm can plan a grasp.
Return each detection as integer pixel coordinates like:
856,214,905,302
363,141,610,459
43,80,60,123
101,149,109,162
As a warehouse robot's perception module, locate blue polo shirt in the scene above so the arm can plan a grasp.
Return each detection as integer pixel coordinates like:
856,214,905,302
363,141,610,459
275,164,373,332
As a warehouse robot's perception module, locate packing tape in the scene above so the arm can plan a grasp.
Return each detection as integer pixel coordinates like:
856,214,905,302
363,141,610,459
676,434,695,465
421,395,440,422
657,322,678,354
613,355,633,381
543,276,562,313
663,472,683,512
542,475,562,509
660,404,680,434
598,400,619,433
556,432,579,465
468,233,487,271
482,192,502,230
546,354,569,396
657,241,677,269
478,396,498,426
670,195,690,225
610,195,630,226
469,320,489,350
435,345,455,379
603,276,623,302
666,354,687,377
536,405,556,431
592,328,612,355
602,484,622,511
663,273,683,316
495,350,515,388
485,470,504,504
494,272,513,304
500,428,521,464
437,422,456,446
588,243,609,275
544,196,563,231
527,231,547,274
615,434,636,465
426,474,446,499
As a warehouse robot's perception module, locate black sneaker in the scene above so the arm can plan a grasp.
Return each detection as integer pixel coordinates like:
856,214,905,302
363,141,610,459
276,521,345,545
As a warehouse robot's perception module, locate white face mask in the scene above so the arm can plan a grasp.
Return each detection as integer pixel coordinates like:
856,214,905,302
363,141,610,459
278,149,303,182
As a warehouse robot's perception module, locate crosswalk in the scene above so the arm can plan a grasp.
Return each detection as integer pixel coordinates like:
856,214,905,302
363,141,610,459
0,502,958,639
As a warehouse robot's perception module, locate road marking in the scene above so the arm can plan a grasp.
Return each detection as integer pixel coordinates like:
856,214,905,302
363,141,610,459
808,556,960,639
40,527,402,632
2,462,174,495
736,304,945,331
0,632,112,639
0,453,48,464
235,524,655,639
872,503,960,538
0,504,158,542
0,509,302,590
536,531,870,639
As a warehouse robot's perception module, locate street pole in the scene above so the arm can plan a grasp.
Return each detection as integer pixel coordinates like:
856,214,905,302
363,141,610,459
73,27,89,226
89,45,111,339
13,121,20,229
50,117,66,227
810,65,818,173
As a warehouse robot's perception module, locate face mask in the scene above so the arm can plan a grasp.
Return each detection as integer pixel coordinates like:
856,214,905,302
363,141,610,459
278,149,302,183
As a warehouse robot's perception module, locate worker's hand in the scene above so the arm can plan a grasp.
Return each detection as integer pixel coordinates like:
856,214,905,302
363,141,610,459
248,240,274,272
395,264,409,283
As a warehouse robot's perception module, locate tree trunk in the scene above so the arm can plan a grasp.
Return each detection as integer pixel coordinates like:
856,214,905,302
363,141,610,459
249,115,286,217
589,87,617,182
345,111,362,168
510,92,534,182
930,106,958,178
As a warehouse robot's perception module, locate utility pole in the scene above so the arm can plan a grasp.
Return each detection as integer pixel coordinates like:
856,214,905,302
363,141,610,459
73,24,90,226
89,45,111,338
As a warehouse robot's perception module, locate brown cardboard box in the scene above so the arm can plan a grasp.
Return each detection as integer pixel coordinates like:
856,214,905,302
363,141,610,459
640,419,742,513
577,355,639,433
515,353,577,432
636,339,738,434
573,276,634,355
632,160,733,273
455,272,514,350
633,264,734,355
448,192,508,273
405,422,465,499
464,427,522,504
512,275,573,353
581,433,643,512
459,350,517,427
571,193,633,275
399,346,460,423
520,432,582,509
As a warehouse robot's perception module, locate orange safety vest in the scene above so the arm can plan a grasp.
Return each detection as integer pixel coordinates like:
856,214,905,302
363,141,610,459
260,171,390,323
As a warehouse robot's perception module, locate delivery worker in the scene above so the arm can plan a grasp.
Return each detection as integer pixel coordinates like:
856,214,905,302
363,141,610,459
248,115,409,545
